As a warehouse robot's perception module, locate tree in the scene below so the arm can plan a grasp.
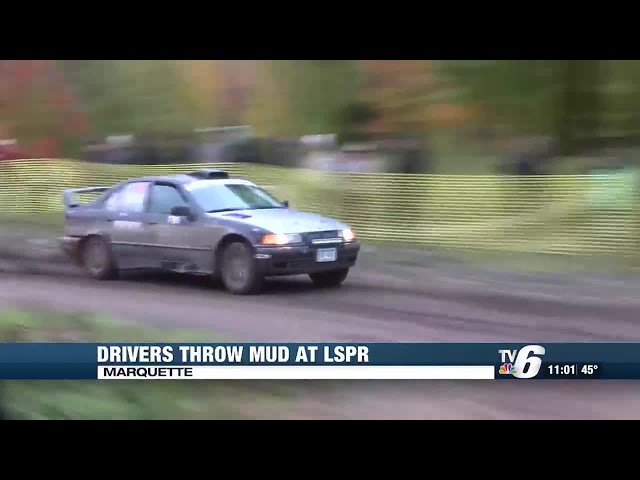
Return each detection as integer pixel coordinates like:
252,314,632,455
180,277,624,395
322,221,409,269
0,60,90,154
215,60,257,125
251,60,363,137
174,60,222,127
439,60,611,155
244,61,291,137
359,60,435,135
63,60,206,136
334,101,378,143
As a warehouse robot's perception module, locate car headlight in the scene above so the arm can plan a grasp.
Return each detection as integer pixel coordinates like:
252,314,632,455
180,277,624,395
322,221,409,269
342,228,356,242
260,233,303,245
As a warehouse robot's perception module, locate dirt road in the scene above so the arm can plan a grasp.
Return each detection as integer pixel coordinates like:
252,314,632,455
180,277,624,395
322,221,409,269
1,265,640,419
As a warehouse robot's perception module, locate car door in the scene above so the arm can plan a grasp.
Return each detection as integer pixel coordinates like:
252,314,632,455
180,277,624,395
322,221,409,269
103,181,154,269
144,182,215,272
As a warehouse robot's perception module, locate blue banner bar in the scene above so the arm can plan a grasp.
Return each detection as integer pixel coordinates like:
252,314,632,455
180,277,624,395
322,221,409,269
0,343,635,379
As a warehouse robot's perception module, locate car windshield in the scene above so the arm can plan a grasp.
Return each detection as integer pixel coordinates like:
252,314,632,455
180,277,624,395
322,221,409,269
188,182,285,213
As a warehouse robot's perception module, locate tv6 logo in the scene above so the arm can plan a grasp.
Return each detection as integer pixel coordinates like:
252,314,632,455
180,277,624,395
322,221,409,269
498,345,546,379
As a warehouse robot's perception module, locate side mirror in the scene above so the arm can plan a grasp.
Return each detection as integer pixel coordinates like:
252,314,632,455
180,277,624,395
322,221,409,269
170,206,192,217
282,200,289,208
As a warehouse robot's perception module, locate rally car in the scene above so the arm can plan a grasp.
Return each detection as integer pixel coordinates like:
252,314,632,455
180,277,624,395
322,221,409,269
60,169,360,294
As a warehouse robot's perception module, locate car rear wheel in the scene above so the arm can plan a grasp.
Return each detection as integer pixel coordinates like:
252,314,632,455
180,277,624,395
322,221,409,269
220,242,263,295
309,268,349,288
82,236,118,280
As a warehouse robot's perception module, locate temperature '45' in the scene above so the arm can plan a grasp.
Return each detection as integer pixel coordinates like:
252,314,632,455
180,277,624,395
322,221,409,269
498,345,546,379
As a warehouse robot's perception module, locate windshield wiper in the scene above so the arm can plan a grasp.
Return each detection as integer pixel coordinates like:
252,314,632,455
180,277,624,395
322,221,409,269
206,208,244,213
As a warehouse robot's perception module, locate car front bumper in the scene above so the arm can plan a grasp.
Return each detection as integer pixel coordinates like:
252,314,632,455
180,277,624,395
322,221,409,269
254,241,360,276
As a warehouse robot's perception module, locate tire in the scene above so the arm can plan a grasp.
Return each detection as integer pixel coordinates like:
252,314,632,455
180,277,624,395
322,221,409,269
220,241,263,295
81,236,119,280
309,268,349,288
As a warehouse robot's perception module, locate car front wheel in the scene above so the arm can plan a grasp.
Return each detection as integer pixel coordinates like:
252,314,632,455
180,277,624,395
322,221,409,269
309,268,349,288
220,241,264,295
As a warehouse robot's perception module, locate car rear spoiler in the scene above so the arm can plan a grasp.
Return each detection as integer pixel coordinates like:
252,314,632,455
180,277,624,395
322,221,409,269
63,186,112,209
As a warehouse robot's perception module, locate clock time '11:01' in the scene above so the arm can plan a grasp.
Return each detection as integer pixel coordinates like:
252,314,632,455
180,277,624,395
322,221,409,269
548,364,576,376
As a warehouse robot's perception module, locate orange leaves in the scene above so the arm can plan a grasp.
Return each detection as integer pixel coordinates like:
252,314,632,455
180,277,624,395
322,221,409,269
359,60,436,133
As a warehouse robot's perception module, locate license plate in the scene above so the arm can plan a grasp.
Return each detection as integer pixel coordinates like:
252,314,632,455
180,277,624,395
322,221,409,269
316,248,337,263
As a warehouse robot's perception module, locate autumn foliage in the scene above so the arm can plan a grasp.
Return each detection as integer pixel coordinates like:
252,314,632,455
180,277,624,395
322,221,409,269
0,60,89,157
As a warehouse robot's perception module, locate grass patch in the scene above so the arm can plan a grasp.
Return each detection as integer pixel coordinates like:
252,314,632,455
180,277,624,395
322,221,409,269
362,241,639,275
0,213,62,236
434,249,639,275
0,310,294,420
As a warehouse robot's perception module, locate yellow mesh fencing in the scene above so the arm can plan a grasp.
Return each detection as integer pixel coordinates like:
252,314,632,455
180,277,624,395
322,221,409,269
0,159,638,257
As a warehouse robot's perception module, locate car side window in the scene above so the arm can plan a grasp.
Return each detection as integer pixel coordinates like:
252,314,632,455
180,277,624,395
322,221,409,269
104,190,121,211
105,182,150,213
148,184,189,215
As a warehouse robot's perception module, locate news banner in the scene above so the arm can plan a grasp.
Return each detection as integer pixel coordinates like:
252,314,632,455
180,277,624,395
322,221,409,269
2,342,640,380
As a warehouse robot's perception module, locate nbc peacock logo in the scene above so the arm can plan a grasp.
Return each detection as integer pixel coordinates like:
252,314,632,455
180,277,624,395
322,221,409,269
499,363,516,375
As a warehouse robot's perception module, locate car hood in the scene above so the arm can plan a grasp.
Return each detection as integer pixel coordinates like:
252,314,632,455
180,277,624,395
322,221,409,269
206,208,347,234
